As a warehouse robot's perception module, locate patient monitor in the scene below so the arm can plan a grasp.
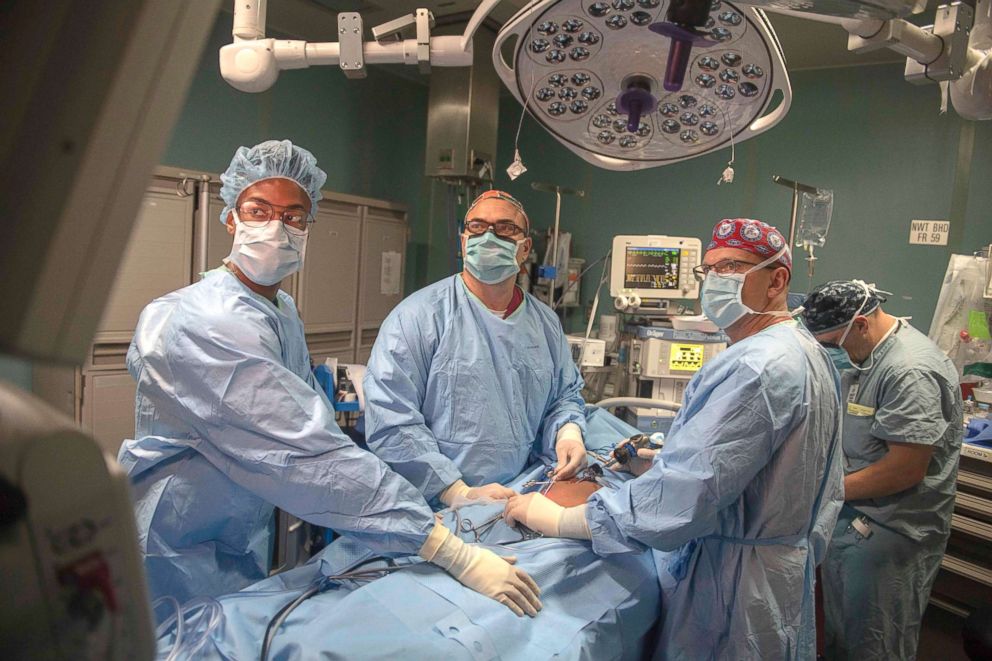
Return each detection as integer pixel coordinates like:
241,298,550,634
610,235,702,313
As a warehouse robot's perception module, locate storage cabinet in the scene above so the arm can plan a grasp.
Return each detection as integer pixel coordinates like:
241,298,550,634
95,181,195,341
197,180,233,275
301,201,362,330
300,200,362,362
356,207,408,363
80,371,139,457
33,167,408,454
930,446,992,616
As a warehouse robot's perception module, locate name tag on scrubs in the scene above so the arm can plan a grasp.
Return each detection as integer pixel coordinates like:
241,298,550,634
847,402,875,417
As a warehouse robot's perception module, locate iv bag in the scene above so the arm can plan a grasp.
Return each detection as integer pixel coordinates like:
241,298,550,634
796,189,834,248
541,231,572,289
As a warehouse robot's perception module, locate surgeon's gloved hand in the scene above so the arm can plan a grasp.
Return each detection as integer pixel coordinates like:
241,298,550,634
551,423,587,481
503,493,591,540
615,445,659,477
419,521,542,617
440,479,516,506
468,482,517,500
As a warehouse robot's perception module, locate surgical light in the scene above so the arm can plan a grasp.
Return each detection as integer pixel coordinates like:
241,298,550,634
494,0,791,171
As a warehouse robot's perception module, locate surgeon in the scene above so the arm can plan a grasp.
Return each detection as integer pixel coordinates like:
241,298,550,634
802,280,963,660
363,190,588,509
505,218,845,660
119,141,541,618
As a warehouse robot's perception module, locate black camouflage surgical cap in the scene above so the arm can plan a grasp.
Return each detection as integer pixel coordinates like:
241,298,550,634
801,280,887,334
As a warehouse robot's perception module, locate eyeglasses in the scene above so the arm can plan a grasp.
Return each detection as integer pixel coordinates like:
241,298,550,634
692,259,773,282
464,219,527,239
238,199,314,235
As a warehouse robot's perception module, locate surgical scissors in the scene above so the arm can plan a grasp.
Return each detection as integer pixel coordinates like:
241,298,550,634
459,511,504,543
454,507,544,544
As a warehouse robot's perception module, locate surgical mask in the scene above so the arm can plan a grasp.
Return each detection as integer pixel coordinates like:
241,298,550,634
831,281,896,372
825,346,853,371
227,213,308,286
699,249,792,329
463,232,523,284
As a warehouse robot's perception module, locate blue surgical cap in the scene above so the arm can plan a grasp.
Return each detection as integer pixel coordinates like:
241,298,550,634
218,139,327,223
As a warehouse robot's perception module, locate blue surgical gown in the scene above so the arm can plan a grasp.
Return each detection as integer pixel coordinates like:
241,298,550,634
587,321,844,660
823,321,962,660
363,275,586,502
118,268,435,603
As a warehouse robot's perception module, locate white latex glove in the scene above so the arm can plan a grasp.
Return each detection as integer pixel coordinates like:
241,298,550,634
440,479,516,506
419,521,542,617
503,493,591,540
468,482,518,500
439,479,471,506
551,423,587,480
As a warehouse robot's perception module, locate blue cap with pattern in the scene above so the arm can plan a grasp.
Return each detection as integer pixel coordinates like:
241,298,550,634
801,280,888,334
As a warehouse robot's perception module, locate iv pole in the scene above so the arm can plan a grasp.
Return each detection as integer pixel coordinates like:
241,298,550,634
772,175,821,279
531,181,586,308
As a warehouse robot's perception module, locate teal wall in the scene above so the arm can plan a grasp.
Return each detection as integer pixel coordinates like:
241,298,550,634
161,14,432,292
488,63,992,332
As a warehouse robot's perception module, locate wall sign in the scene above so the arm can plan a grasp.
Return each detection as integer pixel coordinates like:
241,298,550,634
909,220,949,246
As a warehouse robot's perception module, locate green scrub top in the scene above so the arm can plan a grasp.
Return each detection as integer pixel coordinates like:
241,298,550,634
840,320,963,543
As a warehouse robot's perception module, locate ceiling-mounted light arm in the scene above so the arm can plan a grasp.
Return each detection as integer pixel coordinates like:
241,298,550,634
762,5,983,81
460,0,506,52
764,8,943,60
416,8,435,74
757,0,990,118
220,0,492,93
233,0,266,40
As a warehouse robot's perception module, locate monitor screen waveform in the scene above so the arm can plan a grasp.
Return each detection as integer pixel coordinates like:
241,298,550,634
624,247,681,290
